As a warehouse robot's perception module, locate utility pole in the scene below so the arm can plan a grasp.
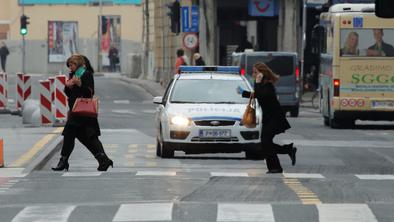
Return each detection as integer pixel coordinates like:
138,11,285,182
22,1,26,73
143,0,149,78
98,0,102,72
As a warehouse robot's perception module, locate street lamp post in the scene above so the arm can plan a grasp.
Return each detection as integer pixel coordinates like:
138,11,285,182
98,0,102,72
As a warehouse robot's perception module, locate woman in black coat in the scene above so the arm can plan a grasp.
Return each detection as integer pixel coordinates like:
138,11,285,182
238,62,297,173
52,54,113,171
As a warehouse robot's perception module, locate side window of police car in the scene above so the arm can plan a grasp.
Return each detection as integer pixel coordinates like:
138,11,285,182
162,79,174,105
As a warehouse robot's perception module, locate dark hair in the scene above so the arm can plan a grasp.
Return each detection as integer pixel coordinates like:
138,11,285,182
176,49,184,57
254,62,279,84
82,55,94,73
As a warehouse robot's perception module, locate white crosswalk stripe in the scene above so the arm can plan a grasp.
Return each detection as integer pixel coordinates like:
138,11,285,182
280,139,393,148
217,203,274,222
211,172,249,177
136,171,176,176
0,168,27,178
284,173,325,179
317,204,378,222
11,205,76,222
355,174,394,180
113,203,173,222
62,172,102,177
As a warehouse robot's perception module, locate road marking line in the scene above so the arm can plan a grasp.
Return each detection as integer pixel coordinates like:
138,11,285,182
9,128,62,167
113,100,130,104
11,205,76,222
284,173,325,179
355,174,394,180
136,171,176,176
211,172,249,177
125,154,134,158
0,168,27,178
281,139,393,148
129,144,138,149
113,203,173,222
145,162,157,167
317,204,378,222
283,178,322,205
62,172,102,177
146,144,155,149
217,203,274,222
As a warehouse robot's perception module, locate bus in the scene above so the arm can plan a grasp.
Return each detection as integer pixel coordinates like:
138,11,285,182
314,3,394,128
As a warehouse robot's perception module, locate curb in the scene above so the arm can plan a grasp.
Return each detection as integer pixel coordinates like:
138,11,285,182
22,136,63,174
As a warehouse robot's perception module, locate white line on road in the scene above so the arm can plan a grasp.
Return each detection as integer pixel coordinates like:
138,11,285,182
11,205,76,222
217,203,274,222
211,172,249,177
317,204,378,222
284,173,325,179
280,139,394,149
136,171,176,176
113,100,130,104
62,172,102,177
0,168,27,178
111,109,137,115
355,174,394,180
113,203,173,221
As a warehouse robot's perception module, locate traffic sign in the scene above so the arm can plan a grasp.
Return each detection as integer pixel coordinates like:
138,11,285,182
183,33,199,50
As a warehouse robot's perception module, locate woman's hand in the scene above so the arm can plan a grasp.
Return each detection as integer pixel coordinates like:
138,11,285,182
236,86,244,95
72,76,82,87
65,79,74,88
255,72,263,83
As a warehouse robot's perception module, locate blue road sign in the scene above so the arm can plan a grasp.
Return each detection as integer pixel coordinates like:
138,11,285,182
181,6,190,33
190,5,199,33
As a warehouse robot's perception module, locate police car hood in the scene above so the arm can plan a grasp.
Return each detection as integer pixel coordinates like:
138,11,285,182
167,103,247,120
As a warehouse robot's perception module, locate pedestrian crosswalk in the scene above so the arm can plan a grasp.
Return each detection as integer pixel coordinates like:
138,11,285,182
2,202,384,222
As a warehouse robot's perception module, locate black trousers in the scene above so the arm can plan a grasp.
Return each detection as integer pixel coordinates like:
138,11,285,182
1,57,6,72
61,129,105,158
261,131,291,171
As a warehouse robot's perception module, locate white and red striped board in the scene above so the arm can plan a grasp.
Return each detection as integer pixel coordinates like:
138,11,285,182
54,75,67,123
16,73,24,110
39,80,53,126
0,73,7,110
23,74,32,101
48,77,55,103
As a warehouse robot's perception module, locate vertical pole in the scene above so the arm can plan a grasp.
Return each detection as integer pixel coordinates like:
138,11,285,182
143,0,150,78
98,0,102,72
301,0,306,88
0,138,3,167
22,2,26,73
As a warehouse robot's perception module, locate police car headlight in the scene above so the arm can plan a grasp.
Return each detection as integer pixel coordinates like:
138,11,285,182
170,116,191,126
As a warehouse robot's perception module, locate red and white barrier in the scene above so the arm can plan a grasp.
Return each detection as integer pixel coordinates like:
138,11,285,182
48,77,55,103
54,75,67,122
0,73,7,110
16,73,24,111
23,74,32,101
39,80,52,125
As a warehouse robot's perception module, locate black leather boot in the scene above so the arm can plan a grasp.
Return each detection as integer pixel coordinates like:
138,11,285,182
51,156,69,171
285,143,297,166
95,153,113,171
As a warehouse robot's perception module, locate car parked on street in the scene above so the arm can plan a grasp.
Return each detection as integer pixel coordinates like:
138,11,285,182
153,66,262,158
232,51,301,117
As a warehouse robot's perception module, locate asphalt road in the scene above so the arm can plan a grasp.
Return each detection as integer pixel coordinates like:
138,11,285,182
1,74,394,222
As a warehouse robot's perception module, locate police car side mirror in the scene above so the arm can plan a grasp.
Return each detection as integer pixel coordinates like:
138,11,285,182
153,96,164,104
375,0,394,18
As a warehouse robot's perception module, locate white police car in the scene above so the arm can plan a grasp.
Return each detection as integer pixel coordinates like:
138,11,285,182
153,66,262,158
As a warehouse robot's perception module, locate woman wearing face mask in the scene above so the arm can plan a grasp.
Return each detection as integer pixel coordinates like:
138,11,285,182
52,54,113,172
237,62,297,173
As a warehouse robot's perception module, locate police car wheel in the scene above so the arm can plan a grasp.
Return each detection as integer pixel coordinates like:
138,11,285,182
161,142,174,158
156,139,162,157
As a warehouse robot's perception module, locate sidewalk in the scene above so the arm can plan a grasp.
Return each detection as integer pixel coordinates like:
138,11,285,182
0,74,165,177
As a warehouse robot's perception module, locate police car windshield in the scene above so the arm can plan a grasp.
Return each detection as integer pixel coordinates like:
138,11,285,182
170,79,249,104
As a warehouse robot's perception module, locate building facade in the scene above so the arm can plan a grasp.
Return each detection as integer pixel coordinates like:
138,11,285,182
143,0,303,86
0,0,142,74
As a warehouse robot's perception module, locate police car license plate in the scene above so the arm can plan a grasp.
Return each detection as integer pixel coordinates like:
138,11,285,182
372,101,394,109
199,129,231,138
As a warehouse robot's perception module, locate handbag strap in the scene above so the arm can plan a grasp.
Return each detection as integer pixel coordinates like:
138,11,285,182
248,92,255,106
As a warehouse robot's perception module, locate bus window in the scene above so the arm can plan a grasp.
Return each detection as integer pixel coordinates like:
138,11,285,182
340,28,394,57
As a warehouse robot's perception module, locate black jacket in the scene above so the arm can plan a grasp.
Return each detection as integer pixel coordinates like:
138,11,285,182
242,81,290,135
63,69,101,137
368,41,394,56
0,46,9,58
